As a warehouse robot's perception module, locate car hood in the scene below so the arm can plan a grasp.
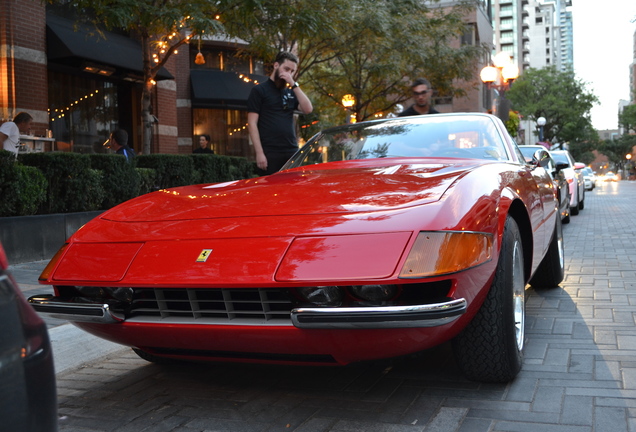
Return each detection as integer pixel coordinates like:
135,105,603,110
103,161,480,222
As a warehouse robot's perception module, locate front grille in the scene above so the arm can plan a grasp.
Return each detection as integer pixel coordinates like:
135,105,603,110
123,288,294,325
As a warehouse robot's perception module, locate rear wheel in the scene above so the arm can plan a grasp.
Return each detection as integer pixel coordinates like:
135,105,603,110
529,216,564,289
570,187,579,215
452,216,525,383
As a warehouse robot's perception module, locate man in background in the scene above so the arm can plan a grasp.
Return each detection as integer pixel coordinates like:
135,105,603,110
247,51,313,175
0,112,33,157
109,129,136,162
397,78,439,117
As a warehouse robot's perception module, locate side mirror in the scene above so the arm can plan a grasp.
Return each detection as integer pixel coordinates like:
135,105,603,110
532,149,552,169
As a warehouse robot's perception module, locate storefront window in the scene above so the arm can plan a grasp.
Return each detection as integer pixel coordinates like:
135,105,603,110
190,47,263,75
48,71,119,153
193,109,252,160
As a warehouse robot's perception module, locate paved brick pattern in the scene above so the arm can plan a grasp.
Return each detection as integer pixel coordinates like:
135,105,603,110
42,182,636,431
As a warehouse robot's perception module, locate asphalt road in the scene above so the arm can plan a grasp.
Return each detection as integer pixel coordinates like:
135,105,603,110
11,179,636,432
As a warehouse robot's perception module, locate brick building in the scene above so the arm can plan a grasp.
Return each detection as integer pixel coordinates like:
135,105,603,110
1,1,265,157
2,1,491,159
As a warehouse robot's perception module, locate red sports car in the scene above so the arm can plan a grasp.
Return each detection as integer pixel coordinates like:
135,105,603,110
30,113,564,382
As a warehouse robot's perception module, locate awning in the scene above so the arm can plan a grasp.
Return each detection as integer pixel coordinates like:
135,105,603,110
46,13,173,81
190,69,267,110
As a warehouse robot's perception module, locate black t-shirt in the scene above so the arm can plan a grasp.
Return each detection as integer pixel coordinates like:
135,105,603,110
247,79,299,153
397,105,439,117
193,147,214,154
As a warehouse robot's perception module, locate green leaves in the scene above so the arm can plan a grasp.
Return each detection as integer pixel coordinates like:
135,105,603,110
506,67,599,145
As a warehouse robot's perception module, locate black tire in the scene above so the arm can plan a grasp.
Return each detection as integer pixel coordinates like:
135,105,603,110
132,348,181,365
578,195,584,210
452,217,525,383
562,210,570,224
529,215,564,289
570,188,579,215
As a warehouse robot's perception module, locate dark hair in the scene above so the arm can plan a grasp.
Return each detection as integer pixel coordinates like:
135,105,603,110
13,112,33,124
274,51,299,65
411,78,432,89
200,134,210,142
111,129,128,146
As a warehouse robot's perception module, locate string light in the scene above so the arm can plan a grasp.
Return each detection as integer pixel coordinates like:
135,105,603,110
228,124,249,136
49,90,100,122
237,74,260,85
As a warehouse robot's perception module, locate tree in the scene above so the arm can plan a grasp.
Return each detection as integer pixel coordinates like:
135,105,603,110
598,134,636,168
506,67,598,147
223,0,486,135
619,104,636,133
46,0,225,154
310,0,485,127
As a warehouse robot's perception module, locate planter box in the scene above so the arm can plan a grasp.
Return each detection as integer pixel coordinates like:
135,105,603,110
0,211,103,264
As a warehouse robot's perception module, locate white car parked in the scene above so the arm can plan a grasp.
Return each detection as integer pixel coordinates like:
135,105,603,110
550,150,585,215
582,167,596,190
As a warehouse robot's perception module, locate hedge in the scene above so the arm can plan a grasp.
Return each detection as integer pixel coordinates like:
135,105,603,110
0,150,254,217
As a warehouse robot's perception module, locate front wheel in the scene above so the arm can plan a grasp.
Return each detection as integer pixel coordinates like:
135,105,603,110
452,216,525,383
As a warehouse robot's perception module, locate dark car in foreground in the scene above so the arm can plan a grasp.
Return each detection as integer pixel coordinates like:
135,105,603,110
29,113,564,383
0,243,58,432
518,145,571,223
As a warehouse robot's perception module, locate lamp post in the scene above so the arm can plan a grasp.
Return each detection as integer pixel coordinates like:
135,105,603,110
341,94,356,124
480,52,519,121
627,153,633,180
537,116,546,143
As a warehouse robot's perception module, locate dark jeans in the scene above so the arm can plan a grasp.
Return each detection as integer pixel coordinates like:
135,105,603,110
257,150,297,176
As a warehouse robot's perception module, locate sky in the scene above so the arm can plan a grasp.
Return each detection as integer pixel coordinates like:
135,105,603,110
571,0,636,131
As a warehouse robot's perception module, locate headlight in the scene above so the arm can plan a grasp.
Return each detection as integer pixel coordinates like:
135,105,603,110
399,231,493,278
349,285,398,302
76,286,106,298
75,286,134,303
106,287,134,302
296,286,343,306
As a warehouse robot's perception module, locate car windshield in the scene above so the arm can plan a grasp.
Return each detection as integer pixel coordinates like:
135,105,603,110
283,114,511,169
518,146,545,162
550,152,571,166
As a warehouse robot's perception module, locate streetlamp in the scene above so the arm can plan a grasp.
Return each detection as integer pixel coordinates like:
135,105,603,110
537,116,546,143
627,153,633,180
480,52,519,121
341,94,356,124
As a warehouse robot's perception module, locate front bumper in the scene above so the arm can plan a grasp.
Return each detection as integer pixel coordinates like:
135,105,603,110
28,294,466,329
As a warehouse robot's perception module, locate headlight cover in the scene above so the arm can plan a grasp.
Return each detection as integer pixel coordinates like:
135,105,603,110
399,231,493,278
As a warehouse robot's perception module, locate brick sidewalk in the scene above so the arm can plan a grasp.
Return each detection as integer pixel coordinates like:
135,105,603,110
37,182,636,431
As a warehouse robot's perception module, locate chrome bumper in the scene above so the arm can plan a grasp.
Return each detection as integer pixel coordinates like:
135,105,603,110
28,294,466,329
291,298,466,329
28,294,124,324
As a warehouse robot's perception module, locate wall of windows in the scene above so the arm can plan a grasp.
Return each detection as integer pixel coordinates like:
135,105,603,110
48,71,119,153
193,108,252,159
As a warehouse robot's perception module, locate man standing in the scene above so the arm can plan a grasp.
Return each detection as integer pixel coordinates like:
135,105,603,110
0,112,33,157
193,134,214,154
247,51,313,175
397,78,439,117
108,129,136,162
